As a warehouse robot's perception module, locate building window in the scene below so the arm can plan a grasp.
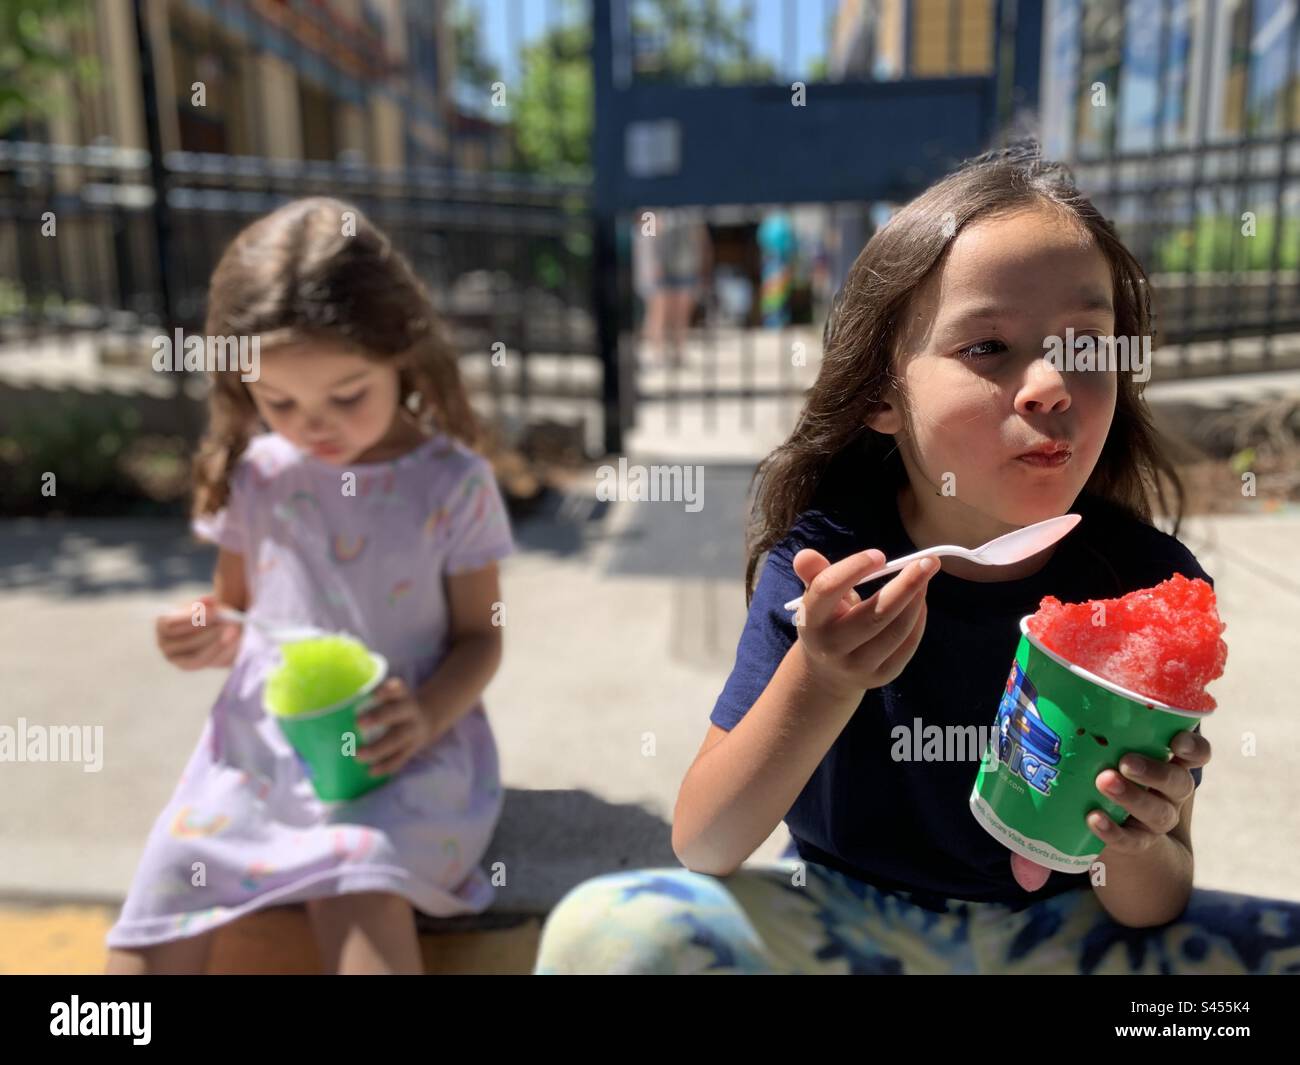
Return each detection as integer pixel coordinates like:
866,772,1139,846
1074,0,1125,157
299,78,337,161
1116,0,1195,151
910,0,994,77
1043,0,1082,159
1245,0,1297,134
1221,0,1251,134
172,29,235,153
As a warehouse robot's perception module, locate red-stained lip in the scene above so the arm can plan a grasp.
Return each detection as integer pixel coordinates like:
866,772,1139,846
1018,453,1070,468
1017,441,1072,459
309,442,343,456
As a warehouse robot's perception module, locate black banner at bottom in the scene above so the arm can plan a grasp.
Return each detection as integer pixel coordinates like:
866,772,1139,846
0,972,1288,1050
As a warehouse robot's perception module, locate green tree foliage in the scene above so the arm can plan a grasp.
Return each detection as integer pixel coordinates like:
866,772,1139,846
629,0,775,84
0,0,99,134
514,10,591,179
508,0,774,178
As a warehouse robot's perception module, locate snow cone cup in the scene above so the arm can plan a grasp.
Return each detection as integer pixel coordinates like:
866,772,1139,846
969,616,1212,873
265,651,390,802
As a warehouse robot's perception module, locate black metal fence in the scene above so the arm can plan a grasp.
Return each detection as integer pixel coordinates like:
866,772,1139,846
1072,138,1300,374
0,140,597,433
0,141,591,340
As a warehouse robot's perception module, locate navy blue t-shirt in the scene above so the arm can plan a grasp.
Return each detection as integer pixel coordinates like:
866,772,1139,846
710,485,1210,908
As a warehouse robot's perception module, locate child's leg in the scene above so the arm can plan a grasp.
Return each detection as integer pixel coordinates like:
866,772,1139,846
534,861,972,974
105,932,215,975
666,288,694,361
642,289,666,346
306,892,423,975
975,885,1300,975
534,866,780,974
1164,887,1300,974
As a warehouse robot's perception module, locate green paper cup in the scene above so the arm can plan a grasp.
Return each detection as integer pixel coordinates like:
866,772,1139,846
264,652,391,802
969,616,1212,873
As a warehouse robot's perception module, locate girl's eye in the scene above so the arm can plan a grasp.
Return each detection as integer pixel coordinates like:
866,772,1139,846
332,391,367,407
265,399,294,413
957,339,1006,359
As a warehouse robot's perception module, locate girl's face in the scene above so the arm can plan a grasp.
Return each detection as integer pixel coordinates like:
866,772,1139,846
868,205,1119,548
246,342,405,464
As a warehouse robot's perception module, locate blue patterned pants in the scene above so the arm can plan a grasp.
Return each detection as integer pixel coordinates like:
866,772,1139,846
533,860,1300,974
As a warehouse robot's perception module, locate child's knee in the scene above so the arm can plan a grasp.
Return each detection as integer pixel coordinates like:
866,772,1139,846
105,933,213,975
105,948,148,976
534,868,723,975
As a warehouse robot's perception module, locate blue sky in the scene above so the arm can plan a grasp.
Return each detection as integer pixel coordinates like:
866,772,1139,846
465,0,835,85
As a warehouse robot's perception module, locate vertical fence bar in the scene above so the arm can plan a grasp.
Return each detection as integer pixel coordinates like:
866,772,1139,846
1260,2,1300,366
1220,33,1252,374
1177,0,1214,372
38,144,65,332
592,0,623,454
132,0,178,392
1149,0,1169,373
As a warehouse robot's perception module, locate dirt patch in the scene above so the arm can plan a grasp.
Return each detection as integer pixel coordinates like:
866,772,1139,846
1153,396,1300,517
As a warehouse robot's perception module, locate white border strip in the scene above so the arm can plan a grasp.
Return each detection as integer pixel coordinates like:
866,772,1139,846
969,786,1097,874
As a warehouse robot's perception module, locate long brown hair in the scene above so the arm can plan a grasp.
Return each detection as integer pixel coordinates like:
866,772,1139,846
192,196,481,517
745,141,1184,605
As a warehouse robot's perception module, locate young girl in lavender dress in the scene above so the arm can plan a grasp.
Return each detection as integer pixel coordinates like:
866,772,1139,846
105,197,515,974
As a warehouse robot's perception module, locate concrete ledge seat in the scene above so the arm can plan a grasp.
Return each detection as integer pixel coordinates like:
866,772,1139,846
209,789,677,974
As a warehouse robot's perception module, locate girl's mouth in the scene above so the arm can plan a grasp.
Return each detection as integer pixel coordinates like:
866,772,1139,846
1016,448,1072,468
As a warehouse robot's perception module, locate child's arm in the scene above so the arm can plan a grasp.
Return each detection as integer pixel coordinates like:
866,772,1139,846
673,548,936,877
412,561,504,741
1086,731,1209,927
356,569,506,780
673,641,866,877
356,456,514,776
213,546,249,612
355,562,504,777
1089,797,1194,928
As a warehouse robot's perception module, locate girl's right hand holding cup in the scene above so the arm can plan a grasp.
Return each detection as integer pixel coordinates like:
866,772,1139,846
791,548,937,698
155,593,242,670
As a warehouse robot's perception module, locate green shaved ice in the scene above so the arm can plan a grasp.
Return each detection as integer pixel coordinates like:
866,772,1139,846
265,635,377,716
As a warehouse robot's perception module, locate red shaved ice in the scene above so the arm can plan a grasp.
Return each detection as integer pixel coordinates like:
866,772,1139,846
1026,573,1227,711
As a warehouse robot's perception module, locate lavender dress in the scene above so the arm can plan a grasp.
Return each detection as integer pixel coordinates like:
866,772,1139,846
106,430,515,948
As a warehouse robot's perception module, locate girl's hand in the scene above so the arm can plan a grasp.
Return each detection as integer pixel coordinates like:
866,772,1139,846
155,593,241,671
354,678,439,778
1088,730,1211,855
1009,730,1211,892
791,547,938,699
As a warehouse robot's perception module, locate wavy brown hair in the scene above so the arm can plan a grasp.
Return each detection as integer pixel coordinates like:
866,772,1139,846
192,196,481,517
744,141,1184,605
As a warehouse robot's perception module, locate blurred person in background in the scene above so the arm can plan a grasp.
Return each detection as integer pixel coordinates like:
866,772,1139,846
640,207,713,367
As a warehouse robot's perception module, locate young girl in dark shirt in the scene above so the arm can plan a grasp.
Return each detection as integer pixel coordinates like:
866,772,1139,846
532,144,1300,974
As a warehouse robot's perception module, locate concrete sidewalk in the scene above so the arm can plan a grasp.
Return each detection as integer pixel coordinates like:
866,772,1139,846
3,471,1299,972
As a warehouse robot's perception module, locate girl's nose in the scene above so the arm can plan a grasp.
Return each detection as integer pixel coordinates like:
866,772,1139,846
1015,358,1071,415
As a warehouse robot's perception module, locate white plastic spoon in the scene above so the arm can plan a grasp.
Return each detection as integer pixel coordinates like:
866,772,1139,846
215,607,330,645
781,514,1081,613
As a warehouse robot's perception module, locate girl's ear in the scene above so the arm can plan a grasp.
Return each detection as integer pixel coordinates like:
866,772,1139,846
864,392,904,435
393,355,414,401
242,391,270,433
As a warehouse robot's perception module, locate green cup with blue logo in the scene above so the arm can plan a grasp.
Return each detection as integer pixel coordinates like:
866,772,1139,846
969,617,1211,873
